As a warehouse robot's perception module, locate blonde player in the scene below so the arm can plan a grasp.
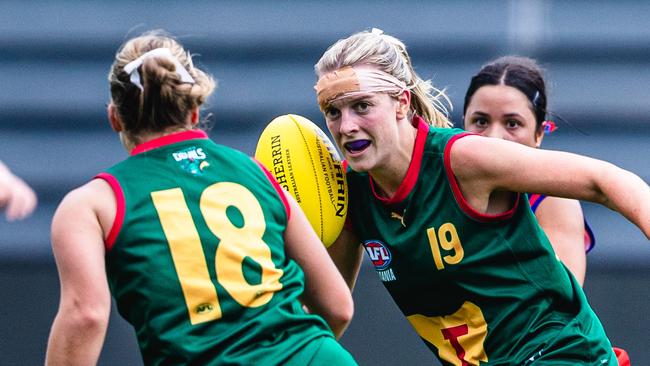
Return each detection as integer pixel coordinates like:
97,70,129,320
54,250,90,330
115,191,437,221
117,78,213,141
45,30,357,365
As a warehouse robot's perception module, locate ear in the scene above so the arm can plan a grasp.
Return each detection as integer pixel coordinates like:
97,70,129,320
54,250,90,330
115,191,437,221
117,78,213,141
190,107,200,125
107,103,123,132
534,126,545,147
395,90,411,120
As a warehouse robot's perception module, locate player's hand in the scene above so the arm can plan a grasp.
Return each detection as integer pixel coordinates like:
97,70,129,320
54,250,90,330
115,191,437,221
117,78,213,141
0,170,38,221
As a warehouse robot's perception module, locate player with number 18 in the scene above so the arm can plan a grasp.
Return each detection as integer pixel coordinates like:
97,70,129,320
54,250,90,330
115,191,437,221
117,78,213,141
45,30,357,366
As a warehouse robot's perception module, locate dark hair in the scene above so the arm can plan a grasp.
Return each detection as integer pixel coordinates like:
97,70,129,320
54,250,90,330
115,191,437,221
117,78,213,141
463,56,547,129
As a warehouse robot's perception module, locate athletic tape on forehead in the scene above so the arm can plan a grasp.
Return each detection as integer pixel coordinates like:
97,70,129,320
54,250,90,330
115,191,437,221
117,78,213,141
123,48,195,91
315,66,407,108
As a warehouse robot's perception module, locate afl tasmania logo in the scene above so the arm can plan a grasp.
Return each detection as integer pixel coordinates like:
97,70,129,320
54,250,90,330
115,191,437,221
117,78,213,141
363,240,392,270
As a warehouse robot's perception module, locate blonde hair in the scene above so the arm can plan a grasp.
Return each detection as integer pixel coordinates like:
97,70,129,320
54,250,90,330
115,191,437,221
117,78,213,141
315,29,452,128
108,30,216,143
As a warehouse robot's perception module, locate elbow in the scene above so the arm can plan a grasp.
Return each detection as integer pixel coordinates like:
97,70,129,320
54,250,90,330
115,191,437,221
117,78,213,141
46,304,110,366
327,295,354,338
336,297,355,326
76,307,110,331
62,300,110,333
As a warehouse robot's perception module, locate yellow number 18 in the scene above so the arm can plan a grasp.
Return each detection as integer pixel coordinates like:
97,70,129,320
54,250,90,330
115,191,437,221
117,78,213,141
151,182,284,325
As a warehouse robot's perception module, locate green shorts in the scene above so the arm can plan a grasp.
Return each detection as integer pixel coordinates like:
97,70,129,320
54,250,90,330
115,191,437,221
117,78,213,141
521,315,617,365
284,336,357,366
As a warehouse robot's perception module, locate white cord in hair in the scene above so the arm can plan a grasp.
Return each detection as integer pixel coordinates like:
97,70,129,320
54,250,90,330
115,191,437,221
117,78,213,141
123,48,195,91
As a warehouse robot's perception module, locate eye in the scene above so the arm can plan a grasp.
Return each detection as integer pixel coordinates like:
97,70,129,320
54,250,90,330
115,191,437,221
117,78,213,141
472,117,488,128
506,119,520,129
353,101,370,113
324,106,341,120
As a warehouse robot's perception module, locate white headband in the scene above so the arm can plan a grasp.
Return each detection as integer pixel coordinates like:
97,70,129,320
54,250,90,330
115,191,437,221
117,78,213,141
123,48,195,91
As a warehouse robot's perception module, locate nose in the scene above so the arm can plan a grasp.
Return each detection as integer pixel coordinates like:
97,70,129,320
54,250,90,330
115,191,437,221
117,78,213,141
482,125,506,140
339,109,359,135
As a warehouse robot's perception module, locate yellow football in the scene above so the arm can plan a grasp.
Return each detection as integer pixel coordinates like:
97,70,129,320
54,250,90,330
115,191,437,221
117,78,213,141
255,114,347,247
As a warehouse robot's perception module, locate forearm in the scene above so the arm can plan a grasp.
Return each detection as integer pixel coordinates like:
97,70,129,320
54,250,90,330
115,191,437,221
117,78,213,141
299,259,354,340
327,229,364,291
45,309,108,366
598,165,650,239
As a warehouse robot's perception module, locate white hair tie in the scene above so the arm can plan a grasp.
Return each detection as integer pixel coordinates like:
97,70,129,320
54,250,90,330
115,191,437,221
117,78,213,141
123,48,195,91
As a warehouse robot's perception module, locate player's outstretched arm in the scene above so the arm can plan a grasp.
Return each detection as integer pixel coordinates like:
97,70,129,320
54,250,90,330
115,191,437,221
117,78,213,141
283,194,354,339
45,181,112,365
451,135,650,239
0,160,37,221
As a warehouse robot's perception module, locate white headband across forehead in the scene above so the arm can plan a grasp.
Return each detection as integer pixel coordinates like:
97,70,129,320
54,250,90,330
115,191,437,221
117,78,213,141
123,48,195,91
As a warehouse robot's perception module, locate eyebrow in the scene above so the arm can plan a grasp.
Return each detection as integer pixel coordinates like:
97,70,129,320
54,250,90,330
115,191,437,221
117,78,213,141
329,93,375,107
470,111,525,119
502,112,525,119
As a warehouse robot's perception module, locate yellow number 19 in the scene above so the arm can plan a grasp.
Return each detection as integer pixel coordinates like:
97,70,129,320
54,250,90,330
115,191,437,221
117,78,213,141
151,182,283,325
427,223,464,270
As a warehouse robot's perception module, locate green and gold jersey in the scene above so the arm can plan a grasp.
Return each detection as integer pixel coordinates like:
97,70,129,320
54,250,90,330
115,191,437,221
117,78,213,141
347,117,617,365
97,130,331,365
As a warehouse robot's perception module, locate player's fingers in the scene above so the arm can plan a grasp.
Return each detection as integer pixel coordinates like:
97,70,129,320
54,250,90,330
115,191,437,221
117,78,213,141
0,190,9,208
5,183,37,221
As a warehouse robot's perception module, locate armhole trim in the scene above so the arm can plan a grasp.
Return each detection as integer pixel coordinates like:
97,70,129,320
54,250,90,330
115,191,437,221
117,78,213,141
584,220,596,253
95,172,125,251
530,193,596,253
528,193,545,212
253,159,291,221
443,133,519,222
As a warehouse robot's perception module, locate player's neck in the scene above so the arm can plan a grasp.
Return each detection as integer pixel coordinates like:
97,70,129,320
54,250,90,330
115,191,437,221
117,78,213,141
123,126,194,153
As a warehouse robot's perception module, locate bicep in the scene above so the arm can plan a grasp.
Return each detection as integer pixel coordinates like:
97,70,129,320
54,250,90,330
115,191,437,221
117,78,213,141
451,136,606,202
51,188,111,312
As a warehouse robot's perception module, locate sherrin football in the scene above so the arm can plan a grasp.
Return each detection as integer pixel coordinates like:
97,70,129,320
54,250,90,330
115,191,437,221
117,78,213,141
255,114,347,247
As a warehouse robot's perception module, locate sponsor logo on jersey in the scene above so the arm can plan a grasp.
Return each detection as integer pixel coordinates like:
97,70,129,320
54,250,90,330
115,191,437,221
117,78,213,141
172,147,208,175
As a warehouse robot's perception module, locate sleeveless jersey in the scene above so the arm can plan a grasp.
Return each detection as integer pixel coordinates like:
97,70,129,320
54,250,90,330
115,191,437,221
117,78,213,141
347,117,616,365
98,130,332,365
528,193,595,253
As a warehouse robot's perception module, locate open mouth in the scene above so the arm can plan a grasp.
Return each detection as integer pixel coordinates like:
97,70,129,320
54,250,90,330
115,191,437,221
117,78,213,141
344,140,371,153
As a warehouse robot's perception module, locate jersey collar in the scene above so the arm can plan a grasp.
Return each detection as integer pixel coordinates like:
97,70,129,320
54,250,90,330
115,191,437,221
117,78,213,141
130,130,208,156
370,115,429,206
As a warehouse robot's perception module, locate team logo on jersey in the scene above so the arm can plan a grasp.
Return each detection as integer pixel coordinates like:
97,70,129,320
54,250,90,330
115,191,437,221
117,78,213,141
172,147,208,175
364,240,397,282
364,240,391,269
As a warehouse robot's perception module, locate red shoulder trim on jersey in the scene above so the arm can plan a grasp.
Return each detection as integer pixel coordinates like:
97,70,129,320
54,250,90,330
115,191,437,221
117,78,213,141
443,133,519,222
370,116,429,205
130,130,208,156
253,159,291,221
613,347,630,366
95,172,125,251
